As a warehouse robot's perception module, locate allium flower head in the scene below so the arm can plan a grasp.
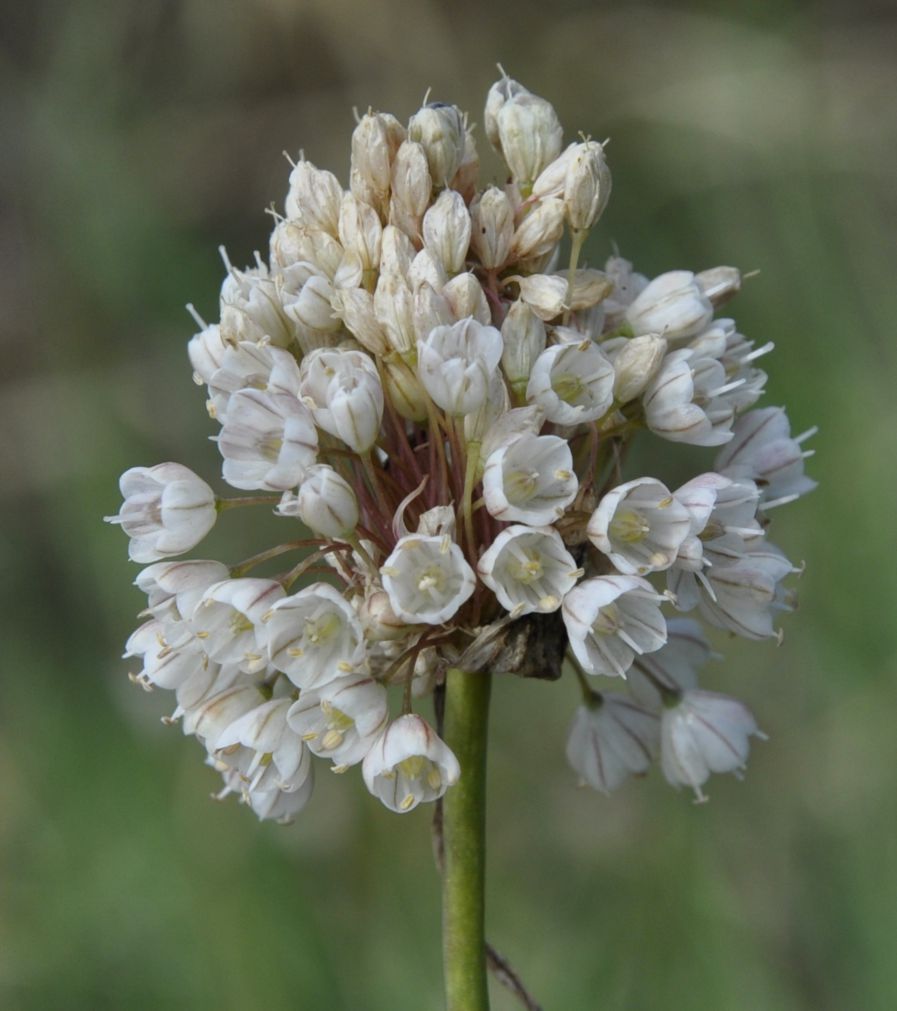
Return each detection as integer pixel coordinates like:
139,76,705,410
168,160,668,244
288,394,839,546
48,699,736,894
110,72,813,823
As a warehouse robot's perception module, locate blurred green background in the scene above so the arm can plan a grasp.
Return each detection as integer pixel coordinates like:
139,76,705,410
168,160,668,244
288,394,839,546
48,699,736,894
3,1,896,1008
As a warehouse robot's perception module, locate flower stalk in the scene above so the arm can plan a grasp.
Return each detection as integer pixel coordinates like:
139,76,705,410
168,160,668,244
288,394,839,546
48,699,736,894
442,666,492,1011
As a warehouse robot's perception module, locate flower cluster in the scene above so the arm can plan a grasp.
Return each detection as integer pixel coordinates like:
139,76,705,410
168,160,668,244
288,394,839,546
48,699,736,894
108,74,816,818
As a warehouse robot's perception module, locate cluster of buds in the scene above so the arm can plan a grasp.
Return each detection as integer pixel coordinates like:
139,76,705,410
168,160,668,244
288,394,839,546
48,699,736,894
108,73,816,819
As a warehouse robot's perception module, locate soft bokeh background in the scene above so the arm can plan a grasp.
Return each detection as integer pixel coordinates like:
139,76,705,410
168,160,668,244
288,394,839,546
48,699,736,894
3,1,896,1008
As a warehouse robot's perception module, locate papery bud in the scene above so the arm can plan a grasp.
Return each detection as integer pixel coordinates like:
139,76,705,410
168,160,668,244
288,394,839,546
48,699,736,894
484,74,530,150
389,140,432,241
562,269,614,311
450,127,480,203
407,102,466,188
358,589,407,641
188,323,228,386
417,317,504,415
422,189,472,275
298,348,384,453
269,222,343,278
382,358,429,422
501,300,547,397
409,249,447,293
338,194,383,273
333,251,364,291
290,464,359,538
480,405,545,463
350,111,405,213
413,282,454,338
564,140,612,232
285,160,342,237
604,334,667,403
625,271,713,341
470,186,514,269
464,372,510,444
374,273,417,356
332,287,389,355
380,224,416,278
509,273,567,321
496,92,563,189
510,198,565,261
441,272,491,324
696,265,741,307
283,274,339,333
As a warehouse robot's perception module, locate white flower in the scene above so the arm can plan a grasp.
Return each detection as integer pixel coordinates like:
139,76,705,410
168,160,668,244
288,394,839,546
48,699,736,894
136,560,230,621
478,525,581,615
566,694,659,794
219,256,293,347
511,273,568,321
495,91,563,187
714,407,817,507
187,320,228,386
380,534,476,625
106,463,217,563
277,464,359,539
298,347,384,453
643,349,738,446
660,689,765,801
184,681,269,745
417,318,504,416
362,714,461,813
602,334,667,404
192,578,285,672
266,582,365,689
287,675,389,769
217,388,317,492
482,434,578,526
407,102,466,187
562,140,612,233
628,618,710,710
470,186,514,269
587,478,693,575
526,340,615,424
624,270,713,341
562,575,668,678
500,300,547,396
285,159,342,235
244,775,315,823
213,697,312,793
206,342,301,420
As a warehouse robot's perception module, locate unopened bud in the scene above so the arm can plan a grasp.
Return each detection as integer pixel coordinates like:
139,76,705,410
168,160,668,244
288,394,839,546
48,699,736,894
604,334,667,403
269,222,343,278
407,102,466,188
413,282,453,338
380,224,416,278
625,270,713,341
389,140,432,241
374,273,416,356
510,198,565,261
382,358,429,422
451,128,480,202
422,189,472,275
409,248,447,293
496,93,563,189
484,74,531,151
509,273,568,321
564,140,612,233
338,194,383,273
562,269,614,311
442,272,490,324
285,160,343,237
696,265,742,307
333,250,364,291
359,590,407,641
501,299,547,396
470,186,514,269
350,111,405,213
333,287,389,355
292,464,359,539
283,274,339,332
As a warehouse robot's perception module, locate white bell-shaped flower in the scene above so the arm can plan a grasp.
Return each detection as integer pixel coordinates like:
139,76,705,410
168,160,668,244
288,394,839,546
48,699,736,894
407,102,466,188
183,681,269,745
526,340,615,424
562,575,667,678
602,333,667,404
219,257,293,347
287,675,389,770
495,91,563,188
298,347,384,453
244,773,315,823
660,689,765,801
217,389,317,492
285,159,343,236
266,582,366,690
482,434,578,526
566,694,659,794
277,464,359,539
624,270,713,341
362,714,461,813
628,618,709,710
643,349,738,447
714,407,817,507
587,477,693,575
478,525,581,615
380,534,476,625
106,463,217,564
417,318,504,416
213,697,312,792
192,579,285,673
136,559,230,623
206,342,301,419
187,321,228,386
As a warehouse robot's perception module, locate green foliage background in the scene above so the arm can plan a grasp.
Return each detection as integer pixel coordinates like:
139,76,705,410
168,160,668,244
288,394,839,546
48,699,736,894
3,1,896,1007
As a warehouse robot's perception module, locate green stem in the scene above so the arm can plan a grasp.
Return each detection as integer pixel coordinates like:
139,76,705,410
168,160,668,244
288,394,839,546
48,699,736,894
442,667,492,1011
